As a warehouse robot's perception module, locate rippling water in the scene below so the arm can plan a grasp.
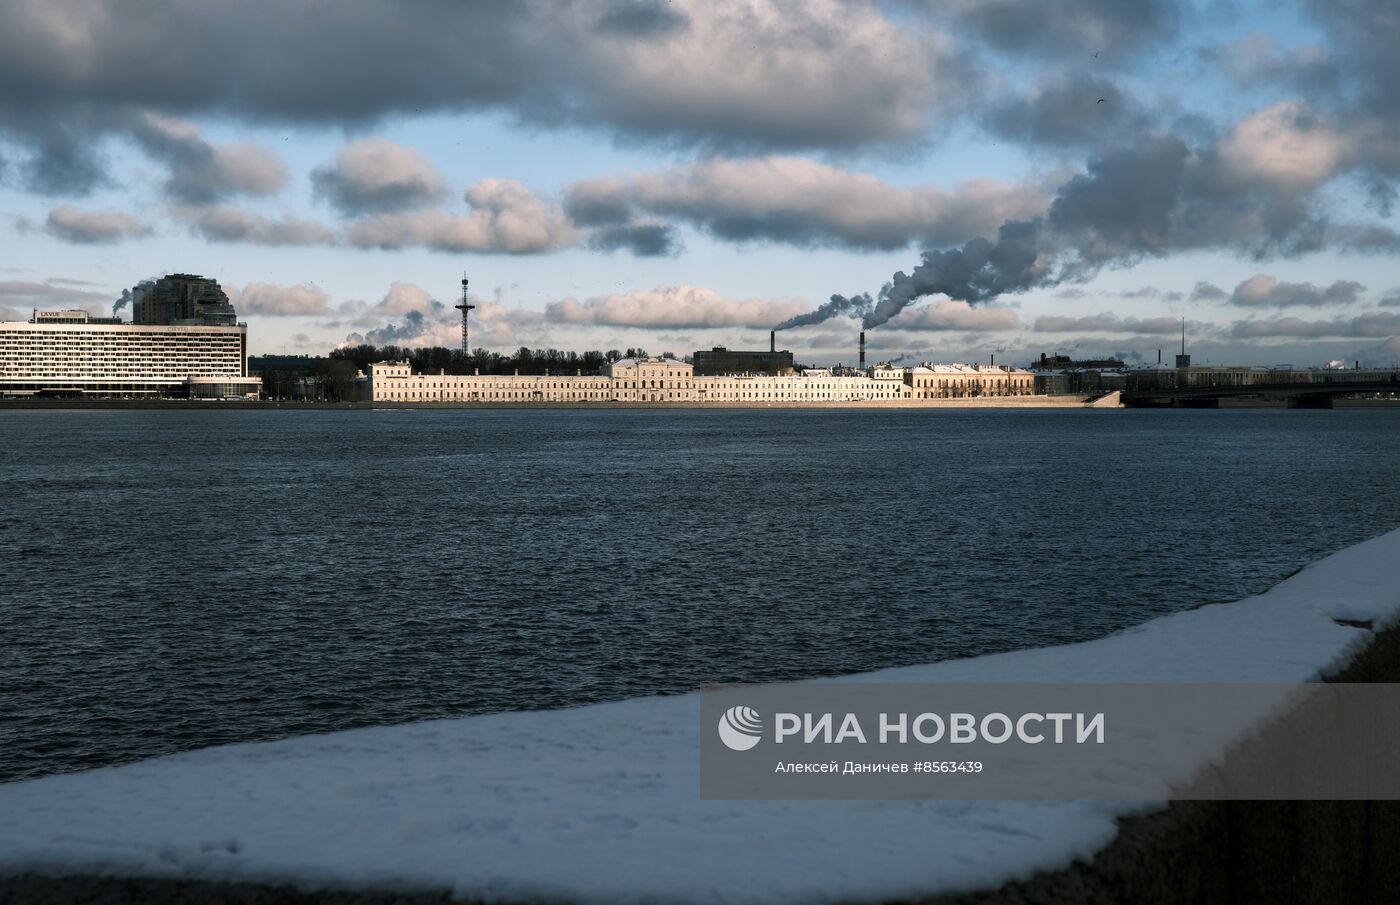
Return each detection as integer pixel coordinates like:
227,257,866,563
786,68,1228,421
3,406,1399,782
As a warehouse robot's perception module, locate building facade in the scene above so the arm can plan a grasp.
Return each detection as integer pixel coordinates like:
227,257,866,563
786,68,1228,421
0,309,259,398
905,364,1035,398
133,274,238,326
366,357,1030,404
691,346,795,376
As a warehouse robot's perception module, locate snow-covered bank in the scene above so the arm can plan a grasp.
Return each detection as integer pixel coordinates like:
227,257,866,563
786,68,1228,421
4,529,1400,904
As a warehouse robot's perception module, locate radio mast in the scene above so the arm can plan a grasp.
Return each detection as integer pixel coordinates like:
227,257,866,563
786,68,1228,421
454,273,476,352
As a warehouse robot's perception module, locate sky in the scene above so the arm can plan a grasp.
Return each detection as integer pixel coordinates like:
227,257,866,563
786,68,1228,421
1,0,1398,368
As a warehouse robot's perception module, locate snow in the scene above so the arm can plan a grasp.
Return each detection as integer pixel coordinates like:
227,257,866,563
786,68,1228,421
3,528,1400,904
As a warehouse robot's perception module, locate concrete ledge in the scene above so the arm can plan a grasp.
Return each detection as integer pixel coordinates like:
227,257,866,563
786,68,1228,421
922,623,1400,905
5,626,1399,905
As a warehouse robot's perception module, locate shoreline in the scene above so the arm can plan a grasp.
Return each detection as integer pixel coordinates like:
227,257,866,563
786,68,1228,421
4,528,1400,904
3,395,1399,412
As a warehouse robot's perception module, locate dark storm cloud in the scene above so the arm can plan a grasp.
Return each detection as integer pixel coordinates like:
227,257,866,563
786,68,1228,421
1303,0,1400,123
3,114,110,195
565,156,1048,252
0,0,966,187
595,0,690,35
984,73,1152,148
937,0,1179,62
586,223,682,257
1046,134,1188,267
126,114,287,203
1204,33,1341,95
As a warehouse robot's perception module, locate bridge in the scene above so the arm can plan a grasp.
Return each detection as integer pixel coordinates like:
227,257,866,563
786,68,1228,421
1122,372,1400,408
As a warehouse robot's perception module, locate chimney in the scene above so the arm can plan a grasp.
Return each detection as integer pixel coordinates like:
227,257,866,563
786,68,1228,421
770,330,776,353
990,352,995,367
1158,348,1162,365
859,331,866,371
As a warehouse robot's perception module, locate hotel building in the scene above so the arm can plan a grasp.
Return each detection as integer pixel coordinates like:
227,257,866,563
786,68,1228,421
0,309,260,399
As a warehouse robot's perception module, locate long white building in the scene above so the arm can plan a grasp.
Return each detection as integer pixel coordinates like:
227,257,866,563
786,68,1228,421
366,357,1033,404
0,309,260,398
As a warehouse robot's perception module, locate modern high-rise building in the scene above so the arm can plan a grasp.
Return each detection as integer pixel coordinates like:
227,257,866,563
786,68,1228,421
0,305,260,399
131,274,238,326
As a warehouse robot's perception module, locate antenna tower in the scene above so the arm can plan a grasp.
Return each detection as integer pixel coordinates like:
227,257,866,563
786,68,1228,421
454,273,476,352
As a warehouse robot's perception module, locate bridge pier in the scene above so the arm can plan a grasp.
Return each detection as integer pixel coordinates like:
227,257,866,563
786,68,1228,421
1287,395,1334,409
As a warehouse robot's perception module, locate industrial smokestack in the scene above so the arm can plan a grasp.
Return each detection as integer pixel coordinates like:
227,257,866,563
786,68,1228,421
859,331,866,371
1158,348,1162,365
990,352,995,367
770,330,775,353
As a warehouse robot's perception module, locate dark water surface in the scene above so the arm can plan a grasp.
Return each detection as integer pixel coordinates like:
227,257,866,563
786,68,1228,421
3,407,1398,782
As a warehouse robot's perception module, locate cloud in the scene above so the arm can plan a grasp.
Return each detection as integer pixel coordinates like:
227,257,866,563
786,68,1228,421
1118,286,1182,301
1191,281,1227,302
545,285,807,328
312,138,447,215
348,179,577,254
935,0,1179,62
343,285,542,349
885,299,1019,332
565,156,1048,250
1207,33,1339,94
372,282,435,317
1213,101,1353,196
0,278,113,313
1228,274,1366,308
235,282,331,317
586,223,681,257
173,205,336,246
1379,289,1400,308
594,0,689,35
1227,312,1400,339
129,113,288,203
1034,312,1182,334
0,0,968,160
42,205,149,243
799,111,1392,332
984,72,1152,148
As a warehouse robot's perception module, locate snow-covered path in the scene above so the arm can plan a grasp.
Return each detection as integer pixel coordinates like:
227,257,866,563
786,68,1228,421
3,528,1399,904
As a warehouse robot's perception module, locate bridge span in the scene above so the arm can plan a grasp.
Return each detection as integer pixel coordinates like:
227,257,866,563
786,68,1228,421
1122,372,1400,408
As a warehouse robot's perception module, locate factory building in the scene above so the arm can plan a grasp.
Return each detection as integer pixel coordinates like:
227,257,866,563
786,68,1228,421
691,331,795,376
367,356,909,403
0,308,260,398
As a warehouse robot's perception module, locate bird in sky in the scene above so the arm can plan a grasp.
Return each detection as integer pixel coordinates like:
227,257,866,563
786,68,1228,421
1097,98,1107,104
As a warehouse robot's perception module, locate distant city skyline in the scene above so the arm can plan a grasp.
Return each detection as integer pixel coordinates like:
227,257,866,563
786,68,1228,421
2,0,1398,368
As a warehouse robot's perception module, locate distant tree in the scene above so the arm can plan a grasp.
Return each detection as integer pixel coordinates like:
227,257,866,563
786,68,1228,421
312,358,360,402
